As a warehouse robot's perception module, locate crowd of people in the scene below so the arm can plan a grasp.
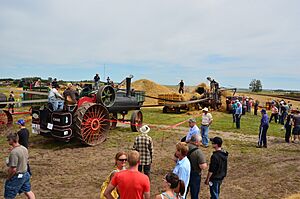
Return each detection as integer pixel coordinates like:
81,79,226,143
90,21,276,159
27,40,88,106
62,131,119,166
4,77,300,199
100,107,227,199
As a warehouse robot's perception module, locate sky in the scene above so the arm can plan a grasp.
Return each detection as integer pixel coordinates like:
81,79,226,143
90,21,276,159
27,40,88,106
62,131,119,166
0,0,300,90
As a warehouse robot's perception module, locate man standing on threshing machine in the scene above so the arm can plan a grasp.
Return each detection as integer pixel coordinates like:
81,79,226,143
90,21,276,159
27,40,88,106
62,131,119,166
178,80,184,94
48,84,64,111
94,73,100,90
201,107,213,148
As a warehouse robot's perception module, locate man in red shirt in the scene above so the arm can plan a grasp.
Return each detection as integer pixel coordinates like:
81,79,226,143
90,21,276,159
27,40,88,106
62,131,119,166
104,150,150,199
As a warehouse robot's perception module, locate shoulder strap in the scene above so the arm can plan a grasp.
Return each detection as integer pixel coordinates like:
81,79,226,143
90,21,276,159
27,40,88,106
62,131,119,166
187,147,198,158
162,192,175,199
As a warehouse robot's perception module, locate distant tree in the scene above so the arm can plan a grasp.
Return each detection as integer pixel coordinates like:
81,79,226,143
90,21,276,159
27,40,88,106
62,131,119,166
249,79,262,92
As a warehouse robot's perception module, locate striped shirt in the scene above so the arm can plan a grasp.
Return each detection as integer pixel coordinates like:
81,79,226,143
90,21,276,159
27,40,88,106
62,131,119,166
133,134,153,165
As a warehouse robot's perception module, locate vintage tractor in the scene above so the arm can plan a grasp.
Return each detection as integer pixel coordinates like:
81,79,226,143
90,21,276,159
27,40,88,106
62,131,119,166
31,76,145,146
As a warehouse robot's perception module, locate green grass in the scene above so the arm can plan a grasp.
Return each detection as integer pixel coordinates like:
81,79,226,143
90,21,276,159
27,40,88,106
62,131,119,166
142,108,285,138
211,111,284,137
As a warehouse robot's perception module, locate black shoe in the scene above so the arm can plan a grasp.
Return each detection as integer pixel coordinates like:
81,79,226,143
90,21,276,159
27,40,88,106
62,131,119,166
256,145,262,148
263,145,267,148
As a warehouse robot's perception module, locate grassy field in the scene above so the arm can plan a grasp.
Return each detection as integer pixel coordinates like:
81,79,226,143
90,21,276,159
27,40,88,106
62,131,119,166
0,106,299,198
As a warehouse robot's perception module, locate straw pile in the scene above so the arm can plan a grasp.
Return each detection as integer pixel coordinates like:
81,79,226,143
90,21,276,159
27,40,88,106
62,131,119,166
132,79,173,105
284,194,300,199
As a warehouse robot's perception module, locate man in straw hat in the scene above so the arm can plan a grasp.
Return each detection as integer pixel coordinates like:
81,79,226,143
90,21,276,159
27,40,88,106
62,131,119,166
133,125,153,179
201,107,213,147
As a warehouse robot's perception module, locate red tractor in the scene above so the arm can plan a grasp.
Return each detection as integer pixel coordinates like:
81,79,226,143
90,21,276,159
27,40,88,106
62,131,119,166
31,76,145,146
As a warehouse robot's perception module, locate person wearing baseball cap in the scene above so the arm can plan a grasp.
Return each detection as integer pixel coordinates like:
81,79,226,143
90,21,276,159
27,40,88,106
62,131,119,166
16,119,29,149
257,109,269,148
16,119,32,176
184,118,200,143
205,137,228,199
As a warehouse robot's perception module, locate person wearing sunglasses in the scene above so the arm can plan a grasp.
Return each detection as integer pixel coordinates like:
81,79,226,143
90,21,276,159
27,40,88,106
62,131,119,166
100,151,127,199
155,172,185,199
104,150,150,199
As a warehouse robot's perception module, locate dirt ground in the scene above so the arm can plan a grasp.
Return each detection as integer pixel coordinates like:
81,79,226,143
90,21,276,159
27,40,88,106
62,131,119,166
1,121,300,199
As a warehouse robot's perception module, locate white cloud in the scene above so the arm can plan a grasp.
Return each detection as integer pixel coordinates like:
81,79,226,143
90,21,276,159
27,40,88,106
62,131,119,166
0,0,299,89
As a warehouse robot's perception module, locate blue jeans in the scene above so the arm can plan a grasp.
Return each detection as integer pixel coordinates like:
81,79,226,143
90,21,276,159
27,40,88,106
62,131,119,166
201,125,209,146
189,171,201,199
235,114,241,129
5,172,31,199
138,165,151,178
49,98,64,111
209,180,222,199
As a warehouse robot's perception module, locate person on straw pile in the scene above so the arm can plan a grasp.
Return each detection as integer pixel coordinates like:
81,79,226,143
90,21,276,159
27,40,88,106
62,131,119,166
201,107,213,148
48,84,64,111
100,151,127,199
155,172,185,199
187,134,207,199
173,142,191,199
63,83,79,104
184,118,200,143
104,150,150,199
178,80,184,94
133,125,153,179
4,132,35,199
257,109,269,148
205,137,228,199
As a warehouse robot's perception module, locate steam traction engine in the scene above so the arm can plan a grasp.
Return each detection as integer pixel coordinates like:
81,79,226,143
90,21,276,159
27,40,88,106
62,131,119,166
31,76,145,146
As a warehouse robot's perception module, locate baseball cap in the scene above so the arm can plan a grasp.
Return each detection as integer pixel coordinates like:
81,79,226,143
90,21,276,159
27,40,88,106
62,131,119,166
210,136,223,146
16,119,25,126
189,118,196,123
260,109,266,114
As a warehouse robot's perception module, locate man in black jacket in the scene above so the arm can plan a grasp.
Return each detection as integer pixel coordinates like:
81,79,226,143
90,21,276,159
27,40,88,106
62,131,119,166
205,137,228,199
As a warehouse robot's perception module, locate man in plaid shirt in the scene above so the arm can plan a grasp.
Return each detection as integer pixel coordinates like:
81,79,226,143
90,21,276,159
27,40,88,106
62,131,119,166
133,125,153,179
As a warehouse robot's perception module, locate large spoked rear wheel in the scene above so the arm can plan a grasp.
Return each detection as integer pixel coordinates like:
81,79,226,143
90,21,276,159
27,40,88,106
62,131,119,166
0,110,13,128
74,103,110,146
96,85,116,107
130,110,143,132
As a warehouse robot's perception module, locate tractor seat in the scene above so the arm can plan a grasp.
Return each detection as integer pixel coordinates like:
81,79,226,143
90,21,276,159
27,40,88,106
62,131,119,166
65,104,77,112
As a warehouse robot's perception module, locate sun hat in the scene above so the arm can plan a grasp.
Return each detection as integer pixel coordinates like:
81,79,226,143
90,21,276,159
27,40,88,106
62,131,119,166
139,125,150,134
203,107,209,112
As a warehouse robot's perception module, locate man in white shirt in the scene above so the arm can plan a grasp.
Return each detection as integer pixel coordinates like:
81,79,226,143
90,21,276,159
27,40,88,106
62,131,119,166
201,107,213,147
48,84,64,111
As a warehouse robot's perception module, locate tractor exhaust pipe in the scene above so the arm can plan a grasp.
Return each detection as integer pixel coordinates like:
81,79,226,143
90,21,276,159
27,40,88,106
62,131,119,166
126,77,131,97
